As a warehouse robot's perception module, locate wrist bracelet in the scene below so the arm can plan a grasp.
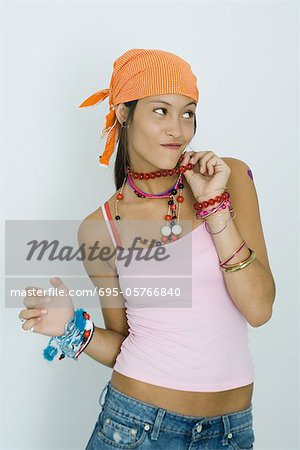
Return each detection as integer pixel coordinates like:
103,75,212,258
43,309,94,362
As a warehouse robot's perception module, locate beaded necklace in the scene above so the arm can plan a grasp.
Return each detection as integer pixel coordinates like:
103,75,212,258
114,155,195,246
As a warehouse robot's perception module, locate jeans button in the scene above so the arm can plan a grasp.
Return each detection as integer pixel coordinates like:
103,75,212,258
144,424,150,431
196,424,202,432
228,432,233,439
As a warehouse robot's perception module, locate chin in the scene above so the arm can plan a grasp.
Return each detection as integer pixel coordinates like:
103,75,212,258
155,155,182,170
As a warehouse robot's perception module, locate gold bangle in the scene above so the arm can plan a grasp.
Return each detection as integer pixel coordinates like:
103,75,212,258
221,249,256,273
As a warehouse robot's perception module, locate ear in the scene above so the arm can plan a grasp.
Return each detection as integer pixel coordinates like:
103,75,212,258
114,103,129,126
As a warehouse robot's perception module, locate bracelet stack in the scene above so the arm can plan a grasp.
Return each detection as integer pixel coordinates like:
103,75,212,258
194,190,256,273
43,309,95,362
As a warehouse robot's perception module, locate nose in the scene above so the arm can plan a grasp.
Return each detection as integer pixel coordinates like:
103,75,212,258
165,117,184,138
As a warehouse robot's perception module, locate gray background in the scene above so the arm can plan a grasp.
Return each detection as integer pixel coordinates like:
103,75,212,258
1,0,298,449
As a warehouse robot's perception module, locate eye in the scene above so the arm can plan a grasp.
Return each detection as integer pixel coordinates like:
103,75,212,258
183,111,195,118
154,108,167,115
154,108,195,118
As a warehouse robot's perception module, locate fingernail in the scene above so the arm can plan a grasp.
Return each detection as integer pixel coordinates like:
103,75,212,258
41,309,48,314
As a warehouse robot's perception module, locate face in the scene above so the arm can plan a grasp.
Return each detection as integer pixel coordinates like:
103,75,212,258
117,94,197,170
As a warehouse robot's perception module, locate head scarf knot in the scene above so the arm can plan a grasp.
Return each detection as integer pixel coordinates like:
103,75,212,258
79,48,199,167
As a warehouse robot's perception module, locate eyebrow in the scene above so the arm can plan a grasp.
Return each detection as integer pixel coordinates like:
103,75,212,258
148,100,197,107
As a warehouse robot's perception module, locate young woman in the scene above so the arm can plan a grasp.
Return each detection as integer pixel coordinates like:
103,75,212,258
19,49,276,449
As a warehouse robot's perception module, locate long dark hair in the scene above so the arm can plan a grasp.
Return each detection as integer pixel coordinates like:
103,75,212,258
114,100,197,190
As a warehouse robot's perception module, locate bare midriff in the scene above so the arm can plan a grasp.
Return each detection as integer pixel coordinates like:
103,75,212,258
110,370,253,418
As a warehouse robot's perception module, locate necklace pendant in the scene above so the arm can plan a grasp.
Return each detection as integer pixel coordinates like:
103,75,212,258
171,224,182,235
160,225,172,236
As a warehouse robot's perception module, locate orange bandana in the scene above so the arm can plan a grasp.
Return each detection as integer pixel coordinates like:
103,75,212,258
78,48,199,167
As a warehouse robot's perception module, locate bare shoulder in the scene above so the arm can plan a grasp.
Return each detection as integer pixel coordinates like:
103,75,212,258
77,192,118,271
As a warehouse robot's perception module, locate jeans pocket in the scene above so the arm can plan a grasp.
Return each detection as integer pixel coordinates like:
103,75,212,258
229,424,255,450
95,407,149,449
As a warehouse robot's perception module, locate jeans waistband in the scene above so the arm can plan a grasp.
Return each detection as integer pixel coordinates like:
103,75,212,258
99,381,253,436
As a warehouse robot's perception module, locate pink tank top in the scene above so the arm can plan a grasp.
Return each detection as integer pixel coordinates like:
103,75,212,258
101,201,255,392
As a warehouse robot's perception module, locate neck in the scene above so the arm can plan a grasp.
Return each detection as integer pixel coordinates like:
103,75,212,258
127,173,180,195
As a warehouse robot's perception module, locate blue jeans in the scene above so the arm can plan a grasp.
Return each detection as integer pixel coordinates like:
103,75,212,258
85,381,255,449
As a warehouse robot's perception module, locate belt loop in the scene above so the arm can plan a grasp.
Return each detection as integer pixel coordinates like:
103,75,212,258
99,381,110,407
150,409,166,441
221,414,231,446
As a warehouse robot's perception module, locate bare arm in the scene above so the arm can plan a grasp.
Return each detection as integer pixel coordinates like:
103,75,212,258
77,209,129,367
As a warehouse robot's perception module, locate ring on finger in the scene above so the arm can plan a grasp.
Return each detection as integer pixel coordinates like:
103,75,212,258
24,326,35,333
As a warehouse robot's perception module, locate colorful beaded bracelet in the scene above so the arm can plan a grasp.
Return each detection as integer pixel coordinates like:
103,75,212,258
43,309,94,362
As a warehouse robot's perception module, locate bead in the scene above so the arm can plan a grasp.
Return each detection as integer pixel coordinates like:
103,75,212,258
161,236,169,243
116,193,124,200
161,225,172,236
133,173,139,179
168,169,174,175
83,312,90,320
144,174,150,179
171,224,182,235
215,195,222,202
150,172,156,178
115,215,120,220
59,354,65,360
84,321,93,330
177,196,184,203
171,189,177,195
155,241,162,246
156,171,162,177
203,201,209,208
83,330,90,338
186,163,193,169
178,183,184,189
174,167,180,173
138,174,144,180
179,165,186,172
170,204,176,210
208,198,215,206
168,200,174,205
165,214,172,221
170,234,178,241
161,171,168,177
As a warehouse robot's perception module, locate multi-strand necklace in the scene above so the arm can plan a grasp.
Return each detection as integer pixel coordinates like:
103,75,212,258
114,155,195,246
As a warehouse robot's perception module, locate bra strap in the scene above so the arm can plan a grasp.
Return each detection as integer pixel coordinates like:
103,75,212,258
102,201,123,248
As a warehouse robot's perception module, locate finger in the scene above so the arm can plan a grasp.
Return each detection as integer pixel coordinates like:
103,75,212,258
198,151,217,174
181,151,195,165
24,286,46,299
21,317,42,332
205,156,220,175
24,294,51,309
19,308,48,320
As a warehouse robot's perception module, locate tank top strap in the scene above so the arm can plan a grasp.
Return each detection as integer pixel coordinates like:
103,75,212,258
101,201,123,249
